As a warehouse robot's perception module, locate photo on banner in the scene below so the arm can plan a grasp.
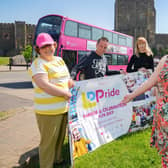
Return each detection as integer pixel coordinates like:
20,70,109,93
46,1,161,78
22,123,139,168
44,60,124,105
122,71,156,132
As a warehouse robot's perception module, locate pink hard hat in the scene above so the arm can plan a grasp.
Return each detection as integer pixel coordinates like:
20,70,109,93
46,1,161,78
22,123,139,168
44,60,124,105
36,33,54,48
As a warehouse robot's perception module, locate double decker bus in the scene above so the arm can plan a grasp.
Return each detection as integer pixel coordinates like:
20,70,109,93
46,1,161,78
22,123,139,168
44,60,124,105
33,14,133,76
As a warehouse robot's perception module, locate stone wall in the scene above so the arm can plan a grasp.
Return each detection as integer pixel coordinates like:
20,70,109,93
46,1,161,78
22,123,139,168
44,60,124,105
115,0,156,48
0,22,35,56
26,24,35,47
0,23,15,56
155,34,168,52
115,0,168,54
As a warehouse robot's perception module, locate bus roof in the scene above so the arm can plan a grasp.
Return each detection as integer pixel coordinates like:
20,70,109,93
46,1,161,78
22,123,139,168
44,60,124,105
38,14,133,39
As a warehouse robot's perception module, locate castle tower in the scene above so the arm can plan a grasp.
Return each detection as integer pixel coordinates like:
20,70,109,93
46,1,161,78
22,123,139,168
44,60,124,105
115,0,156,48
14,21,26,54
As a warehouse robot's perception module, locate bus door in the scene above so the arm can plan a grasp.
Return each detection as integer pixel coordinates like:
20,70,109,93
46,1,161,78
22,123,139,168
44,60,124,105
62,50,77,73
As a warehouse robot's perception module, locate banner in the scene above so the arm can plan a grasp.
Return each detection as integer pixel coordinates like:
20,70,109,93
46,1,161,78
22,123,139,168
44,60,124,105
122,71,156,132
68,71,156,164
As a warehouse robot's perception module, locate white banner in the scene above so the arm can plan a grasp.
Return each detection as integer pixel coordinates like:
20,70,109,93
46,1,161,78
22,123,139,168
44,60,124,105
68,75,132,161
68,71,156,164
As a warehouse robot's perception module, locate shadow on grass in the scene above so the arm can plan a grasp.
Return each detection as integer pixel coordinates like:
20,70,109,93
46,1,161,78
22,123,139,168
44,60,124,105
12,142,72,168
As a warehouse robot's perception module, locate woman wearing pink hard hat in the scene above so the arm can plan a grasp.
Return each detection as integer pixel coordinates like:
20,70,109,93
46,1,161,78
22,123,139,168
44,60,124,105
29,33,74,168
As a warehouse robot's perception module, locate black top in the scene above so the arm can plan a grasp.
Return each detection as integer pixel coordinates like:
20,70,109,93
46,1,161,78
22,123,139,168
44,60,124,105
71,51,120,80
126,53,154,72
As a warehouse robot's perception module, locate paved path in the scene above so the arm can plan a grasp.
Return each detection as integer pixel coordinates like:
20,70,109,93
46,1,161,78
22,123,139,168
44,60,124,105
0,66,40,168
0,65,28,72
0,107,40,168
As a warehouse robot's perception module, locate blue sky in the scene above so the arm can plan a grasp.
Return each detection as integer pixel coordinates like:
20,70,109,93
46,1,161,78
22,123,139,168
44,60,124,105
0,0,167,33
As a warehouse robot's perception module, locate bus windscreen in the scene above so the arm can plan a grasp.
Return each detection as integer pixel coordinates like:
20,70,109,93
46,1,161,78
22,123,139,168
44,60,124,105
35,16,62,43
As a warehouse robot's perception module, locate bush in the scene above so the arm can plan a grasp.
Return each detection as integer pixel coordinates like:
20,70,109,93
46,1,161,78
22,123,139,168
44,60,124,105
22,45,32,63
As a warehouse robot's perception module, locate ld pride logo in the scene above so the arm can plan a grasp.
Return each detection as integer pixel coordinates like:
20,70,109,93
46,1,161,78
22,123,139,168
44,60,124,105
82,88,120,109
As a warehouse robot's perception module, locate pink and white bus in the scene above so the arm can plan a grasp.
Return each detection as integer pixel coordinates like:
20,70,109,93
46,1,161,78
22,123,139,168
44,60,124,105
33,14,133,74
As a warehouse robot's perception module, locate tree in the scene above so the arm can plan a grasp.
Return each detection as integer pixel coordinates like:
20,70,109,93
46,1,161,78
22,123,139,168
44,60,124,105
152,48,158,56
22,45,32,63
165,48,168,54
158,48,168,58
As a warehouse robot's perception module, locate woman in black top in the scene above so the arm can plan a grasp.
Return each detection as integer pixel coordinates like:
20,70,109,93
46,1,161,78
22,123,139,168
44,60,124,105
127,37,154,72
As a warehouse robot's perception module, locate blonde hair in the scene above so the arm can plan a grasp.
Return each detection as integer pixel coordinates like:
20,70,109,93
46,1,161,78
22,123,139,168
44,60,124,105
135,37,153,57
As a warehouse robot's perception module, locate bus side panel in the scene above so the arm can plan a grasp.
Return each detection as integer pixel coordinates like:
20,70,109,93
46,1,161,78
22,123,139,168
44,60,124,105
60,36,87,50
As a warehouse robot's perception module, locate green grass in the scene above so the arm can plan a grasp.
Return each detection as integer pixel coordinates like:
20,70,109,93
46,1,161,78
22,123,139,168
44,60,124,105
74,128,161,168
21,128,161,168
0,112,7,119
0,110,16,120
0,57,9,65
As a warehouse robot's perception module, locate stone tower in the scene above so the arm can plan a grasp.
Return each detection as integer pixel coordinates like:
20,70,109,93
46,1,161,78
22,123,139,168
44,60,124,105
115,0,156,48
0,21,35,56
15,21,26,54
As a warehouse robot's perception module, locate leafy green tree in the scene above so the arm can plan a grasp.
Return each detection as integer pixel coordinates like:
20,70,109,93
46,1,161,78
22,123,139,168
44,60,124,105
165,48,168,54
22,45,32,63
158,48,168,58
152,48,158,56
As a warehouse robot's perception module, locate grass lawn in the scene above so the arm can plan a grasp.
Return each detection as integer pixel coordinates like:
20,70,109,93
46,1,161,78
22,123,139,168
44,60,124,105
74,128,161,168
23,128,161,168
0,57,9,65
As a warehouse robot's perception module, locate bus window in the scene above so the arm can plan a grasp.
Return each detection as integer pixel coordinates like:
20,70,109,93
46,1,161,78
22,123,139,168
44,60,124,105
105,54,112,65
78,51,90,64
35,15,62,42
125,55,128,64
117,55,126,65
126,37,133,47
105,54,127,66
79,24,91,39
62,50,77,72
64,21,78,37
92,27,103,41
113,33,118,45
104,31,112,43
112,54,117,65
77,51,91,81
119,35,126,46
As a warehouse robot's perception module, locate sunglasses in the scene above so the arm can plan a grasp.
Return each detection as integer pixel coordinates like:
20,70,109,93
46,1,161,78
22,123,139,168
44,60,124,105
40,44,53,49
